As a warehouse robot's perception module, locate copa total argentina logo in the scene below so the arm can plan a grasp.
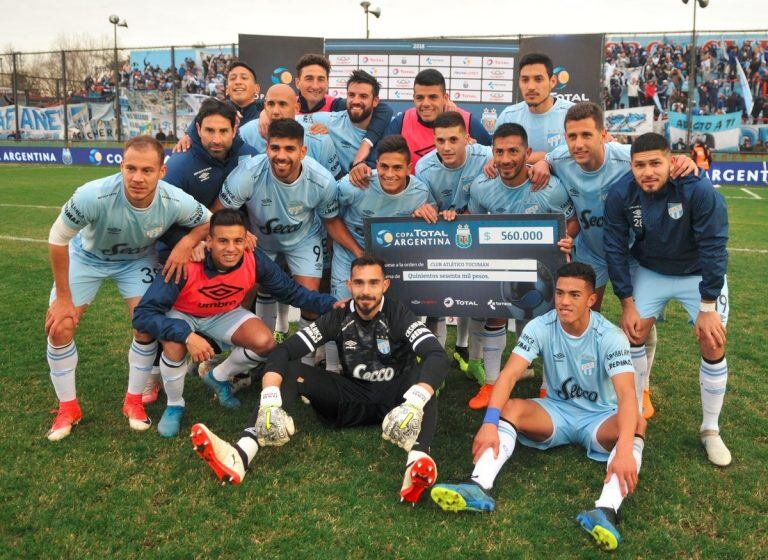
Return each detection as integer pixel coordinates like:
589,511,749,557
375,227,450,247
271,67,293,85
552,66,570,91
89,149,103,165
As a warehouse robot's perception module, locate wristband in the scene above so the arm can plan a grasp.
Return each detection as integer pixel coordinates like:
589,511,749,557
699,301,716,313
403,384,431,410
260,386,282,408
350,160,365,169
483,407,501,426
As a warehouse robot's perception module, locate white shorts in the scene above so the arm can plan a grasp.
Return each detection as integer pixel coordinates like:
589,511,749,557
166,307,256,346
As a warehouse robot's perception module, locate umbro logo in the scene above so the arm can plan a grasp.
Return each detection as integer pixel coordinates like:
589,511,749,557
554,352,565,361
107,227,121,234
261,198,272,206
198,283,244,301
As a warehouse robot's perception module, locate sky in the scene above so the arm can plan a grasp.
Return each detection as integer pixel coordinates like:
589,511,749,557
2,0,765,53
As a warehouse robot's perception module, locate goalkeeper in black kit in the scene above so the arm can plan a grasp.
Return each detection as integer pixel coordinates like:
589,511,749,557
190,254,449,504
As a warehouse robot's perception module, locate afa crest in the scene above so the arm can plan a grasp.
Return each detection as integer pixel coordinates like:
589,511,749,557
455,224,472,249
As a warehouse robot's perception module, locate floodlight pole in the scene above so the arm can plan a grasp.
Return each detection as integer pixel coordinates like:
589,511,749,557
112,20,121,142
684,0,707,148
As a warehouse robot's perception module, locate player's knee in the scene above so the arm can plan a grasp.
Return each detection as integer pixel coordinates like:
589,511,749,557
133,330,155,344
48,319,76,346
500,398,525,423
301,311,318,321
162,340,186,361
700,342,726,362
253,330,276,355
486,318,506,328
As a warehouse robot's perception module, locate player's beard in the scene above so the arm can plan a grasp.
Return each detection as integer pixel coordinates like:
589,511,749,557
349,105,373,124
354,294,380,315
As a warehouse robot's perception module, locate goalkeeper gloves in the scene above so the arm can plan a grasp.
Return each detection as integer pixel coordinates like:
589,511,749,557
254,386,295,446
382,384,431,452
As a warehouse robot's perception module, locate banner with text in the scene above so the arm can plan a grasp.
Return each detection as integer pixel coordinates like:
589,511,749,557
668,111,741,152
365,214,566,318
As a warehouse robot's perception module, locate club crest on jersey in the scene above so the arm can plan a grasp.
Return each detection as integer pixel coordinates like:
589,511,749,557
287,204,305,216
145,226,164,238
580,355,596,376
455,224,472,249
377,338,390,354
667,202,683,220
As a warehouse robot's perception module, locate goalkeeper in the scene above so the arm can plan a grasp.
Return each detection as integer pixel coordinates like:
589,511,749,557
190,254,449,504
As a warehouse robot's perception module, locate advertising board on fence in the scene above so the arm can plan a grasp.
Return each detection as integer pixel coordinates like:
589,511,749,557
365,214,566,319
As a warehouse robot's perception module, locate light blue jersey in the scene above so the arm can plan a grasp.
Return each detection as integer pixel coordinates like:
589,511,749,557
495,97,574,153
60,173,210,263
239,118,342,178
415,144,492,211
298,111,365,173
219,154,339,253
466,174,574,219
513,309,634,414
332,173,432,299
546,142,631,264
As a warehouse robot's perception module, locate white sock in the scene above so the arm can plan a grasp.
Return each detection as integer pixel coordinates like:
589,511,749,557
47,339,78,401
212,347,262,382
595,436,645,512
470,419,517,490
276,302,290,333
483,324,507,385
700,356,728,432
147,365,161,388
299,317,314,365
456,316,470,348
160,353,186,407
469,319,485,360
644,324,658,391
426,317,447,349
254,293,277,332
325,341,340,372
127,338,158,395
236,436,259,466
630,345,647,415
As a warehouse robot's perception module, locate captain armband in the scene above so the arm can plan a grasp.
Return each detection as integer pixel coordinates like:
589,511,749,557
48,216,79,246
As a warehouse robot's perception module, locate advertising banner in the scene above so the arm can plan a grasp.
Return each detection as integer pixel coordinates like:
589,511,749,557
365,214,566,318
668,111,741,152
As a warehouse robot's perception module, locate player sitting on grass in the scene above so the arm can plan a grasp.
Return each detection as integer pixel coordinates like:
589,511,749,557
132,209,337,437
431,262,646,552
190,255,449,505
45,136,211,441
604,132,732,467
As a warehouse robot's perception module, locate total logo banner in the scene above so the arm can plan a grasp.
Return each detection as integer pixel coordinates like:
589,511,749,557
0,145,171,166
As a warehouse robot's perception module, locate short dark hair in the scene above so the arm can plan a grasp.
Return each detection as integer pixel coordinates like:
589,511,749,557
493,123,528,148
518,53,554,77
350,253,386,276
415,69,446,91
124,136,165,165
564,102,604,131
347,69,381,97
433,111,467,132
267,118,305,145
195,98,238,128
556,262,596,292
296,53,331,77
227,61,257,82
376,135,410,164
631,132,670,156
210,208,246,235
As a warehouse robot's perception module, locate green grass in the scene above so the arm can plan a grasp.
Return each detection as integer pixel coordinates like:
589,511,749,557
1,164,767,558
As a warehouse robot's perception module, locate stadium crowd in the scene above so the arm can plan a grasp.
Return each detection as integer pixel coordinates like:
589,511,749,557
604,37,768,122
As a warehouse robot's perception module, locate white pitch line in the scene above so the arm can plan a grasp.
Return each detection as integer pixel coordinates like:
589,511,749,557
740,188,763,200
0,203,60,209
0,235,47,244
730,247,768,254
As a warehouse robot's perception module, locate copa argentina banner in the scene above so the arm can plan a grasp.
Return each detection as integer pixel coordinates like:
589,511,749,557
605,106,654,136
0,145,170,166
668,111,741,152
707,161,768,187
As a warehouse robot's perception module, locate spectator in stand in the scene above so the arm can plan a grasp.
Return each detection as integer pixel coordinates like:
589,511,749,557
627,76,639,108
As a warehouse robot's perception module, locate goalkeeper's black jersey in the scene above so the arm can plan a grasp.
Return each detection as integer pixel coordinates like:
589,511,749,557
267,297,448,390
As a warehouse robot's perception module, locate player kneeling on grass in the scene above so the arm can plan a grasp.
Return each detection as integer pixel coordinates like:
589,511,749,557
190,254,449,504
604,132,731,467
132,209,337,436
431,263,646,552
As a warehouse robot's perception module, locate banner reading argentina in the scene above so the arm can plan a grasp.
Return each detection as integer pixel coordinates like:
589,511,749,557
605,106,654,136
365,214,566,318
668,111,741,152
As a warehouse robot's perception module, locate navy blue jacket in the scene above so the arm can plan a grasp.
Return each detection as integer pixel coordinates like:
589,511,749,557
604,170,729,301
133,248,336,343
299,95,393,148
161,131,258,248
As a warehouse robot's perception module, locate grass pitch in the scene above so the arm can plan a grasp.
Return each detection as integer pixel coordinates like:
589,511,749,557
0,164,766,558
